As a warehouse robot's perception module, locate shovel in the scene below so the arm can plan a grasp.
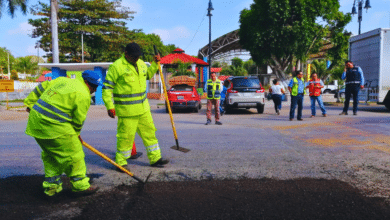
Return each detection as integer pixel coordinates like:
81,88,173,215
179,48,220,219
81,139,152,184
154,45,190,153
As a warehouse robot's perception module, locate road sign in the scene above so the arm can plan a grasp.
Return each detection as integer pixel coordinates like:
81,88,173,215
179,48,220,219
0,80,14,92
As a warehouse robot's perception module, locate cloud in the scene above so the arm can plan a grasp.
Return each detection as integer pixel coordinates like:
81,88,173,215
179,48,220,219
152,26,191,42
8,22,33,35
121,0,142,15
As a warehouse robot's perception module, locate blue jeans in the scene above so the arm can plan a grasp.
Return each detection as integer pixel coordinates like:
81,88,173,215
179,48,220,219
343,84,360,113
290,94,304,119
272,94,282,112
310,96,326,116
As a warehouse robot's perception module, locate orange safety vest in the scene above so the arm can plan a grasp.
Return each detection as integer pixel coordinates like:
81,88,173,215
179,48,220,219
308,79,321,96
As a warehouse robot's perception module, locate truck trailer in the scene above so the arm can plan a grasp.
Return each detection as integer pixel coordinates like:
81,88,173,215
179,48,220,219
349,28,390,109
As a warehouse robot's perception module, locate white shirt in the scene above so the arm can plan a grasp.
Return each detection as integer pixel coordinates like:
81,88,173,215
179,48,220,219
270,84,284,95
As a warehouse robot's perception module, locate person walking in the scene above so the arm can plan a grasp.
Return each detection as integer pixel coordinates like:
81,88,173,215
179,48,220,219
306,73,327,117
269,78,285,115
24,70,102,198
339,60,364,115
219,80,228,116
205,73,222,125
102,42,169,170
288,71,306,121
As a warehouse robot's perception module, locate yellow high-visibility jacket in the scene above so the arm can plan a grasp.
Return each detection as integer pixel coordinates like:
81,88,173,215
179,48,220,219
24,77,91,139
102,55,158,117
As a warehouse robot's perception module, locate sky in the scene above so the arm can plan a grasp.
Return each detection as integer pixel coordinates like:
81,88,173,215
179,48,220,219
0,0,389,59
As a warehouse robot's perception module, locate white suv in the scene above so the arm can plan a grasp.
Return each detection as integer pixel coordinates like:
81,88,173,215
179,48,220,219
223,76,265,114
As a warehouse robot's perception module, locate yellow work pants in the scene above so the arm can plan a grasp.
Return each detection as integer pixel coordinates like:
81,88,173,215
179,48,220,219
35,134,90,196
116,110,161,166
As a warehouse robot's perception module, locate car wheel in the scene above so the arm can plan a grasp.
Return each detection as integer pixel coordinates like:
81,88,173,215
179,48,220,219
194,106,199,113
340,92,345,99
198,102,202,110
324,89,331,94
257,104,264,114
225,105,231,114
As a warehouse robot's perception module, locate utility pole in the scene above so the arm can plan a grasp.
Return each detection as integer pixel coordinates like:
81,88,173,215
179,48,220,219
207,0,214,79
51,0,59,63
82,33,84,63
351,0,371,35
7,52,10,80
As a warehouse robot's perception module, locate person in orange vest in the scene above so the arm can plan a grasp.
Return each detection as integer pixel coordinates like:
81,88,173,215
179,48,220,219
306,73,327,117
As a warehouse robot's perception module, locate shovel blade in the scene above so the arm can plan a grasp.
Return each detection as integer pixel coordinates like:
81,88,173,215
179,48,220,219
170,145,190,153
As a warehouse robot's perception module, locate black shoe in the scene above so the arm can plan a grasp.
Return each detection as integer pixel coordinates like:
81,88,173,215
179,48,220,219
151,158,170,167
72,185,99,197
130,152,143,159
215,121,222,125
353,112,357,115
339,112,348,115
205,120,211,125
298,118,303,121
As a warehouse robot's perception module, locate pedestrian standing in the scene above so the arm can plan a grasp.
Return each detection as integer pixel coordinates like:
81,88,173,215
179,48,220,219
339,60,364,115
102,42,169,169
306,73,327,117
288,71,306,121
205,73,222,125
24,70,102,198
269,78,285,115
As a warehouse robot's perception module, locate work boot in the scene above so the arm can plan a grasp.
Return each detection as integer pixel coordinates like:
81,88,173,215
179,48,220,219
353,112,357,115
72,185,99,197
310,115,315,118
215,121,222,125
151,158,170,168
298,118,303,121
276,111,280,115
339,112,348,115
205,119,212,125
130,152,143,160
323,114,327,117
289,118,293,121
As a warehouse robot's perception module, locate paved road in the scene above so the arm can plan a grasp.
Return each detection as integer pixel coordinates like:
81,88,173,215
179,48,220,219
1,98,390,198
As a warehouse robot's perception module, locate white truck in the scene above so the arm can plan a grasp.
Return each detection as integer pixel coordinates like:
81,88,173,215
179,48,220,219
322,80,338,94
348,28,390,109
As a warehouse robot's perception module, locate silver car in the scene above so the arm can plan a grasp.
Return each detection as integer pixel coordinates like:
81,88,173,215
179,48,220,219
223,76,265,114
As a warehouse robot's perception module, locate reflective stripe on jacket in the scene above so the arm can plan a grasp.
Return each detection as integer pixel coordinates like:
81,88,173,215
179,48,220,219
102,55,158,117
207,79,221,99
345,67,361,84
308,79,321,96
24,77,91,139
291,77,306,96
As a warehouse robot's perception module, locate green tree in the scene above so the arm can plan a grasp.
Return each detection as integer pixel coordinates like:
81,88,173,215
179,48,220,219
134,31,177,63
243,59,257,75
311,59,329,81
212,61,221,68
14,56,38,74
0,47,16,74
239,0,351,80
168,60,195,77
220,57,248,76
0,0,27,18
29,0,136,62
10,69,18,80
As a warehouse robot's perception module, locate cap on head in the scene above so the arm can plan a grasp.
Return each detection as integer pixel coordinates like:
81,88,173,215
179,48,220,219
125,42,143,57
82,70,102,86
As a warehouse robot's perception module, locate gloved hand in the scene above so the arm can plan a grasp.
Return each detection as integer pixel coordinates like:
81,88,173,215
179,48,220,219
154,54,161,63
108,109,116,118
78,135,83,143
26,107,30,113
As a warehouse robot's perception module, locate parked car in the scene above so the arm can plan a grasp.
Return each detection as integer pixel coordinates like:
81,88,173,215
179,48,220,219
166,84,201,113
223,76,265,114
337,85,346,99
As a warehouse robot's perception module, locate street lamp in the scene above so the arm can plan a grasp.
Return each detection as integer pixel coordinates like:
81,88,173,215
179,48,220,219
351,0,371,35
207,0,214,79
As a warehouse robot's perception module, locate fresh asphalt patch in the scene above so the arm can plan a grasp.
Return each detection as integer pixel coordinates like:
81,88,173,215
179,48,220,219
1,176,390,220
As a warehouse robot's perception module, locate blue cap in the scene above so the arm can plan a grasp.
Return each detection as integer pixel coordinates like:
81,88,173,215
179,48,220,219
82,70,102,86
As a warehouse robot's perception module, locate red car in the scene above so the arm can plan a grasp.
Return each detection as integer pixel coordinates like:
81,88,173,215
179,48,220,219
166,84,202,113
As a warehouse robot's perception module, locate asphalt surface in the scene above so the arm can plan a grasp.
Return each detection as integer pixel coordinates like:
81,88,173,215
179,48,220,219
1,98,390,197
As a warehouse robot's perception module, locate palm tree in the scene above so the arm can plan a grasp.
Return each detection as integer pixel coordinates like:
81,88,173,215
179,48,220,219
15,56,38,75
169,60,196,77
0,0,28,18
311,59,330,81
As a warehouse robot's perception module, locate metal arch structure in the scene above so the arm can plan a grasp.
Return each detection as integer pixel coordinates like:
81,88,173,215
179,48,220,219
198,29,250,64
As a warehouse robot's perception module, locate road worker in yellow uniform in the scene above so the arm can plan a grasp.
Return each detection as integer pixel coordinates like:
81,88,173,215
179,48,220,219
24,70,101,198
102,42,169,169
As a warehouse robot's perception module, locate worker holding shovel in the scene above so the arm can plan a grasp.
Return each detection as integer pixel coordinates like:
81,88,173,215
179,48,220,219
24,70,101,198
102,42,169,170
